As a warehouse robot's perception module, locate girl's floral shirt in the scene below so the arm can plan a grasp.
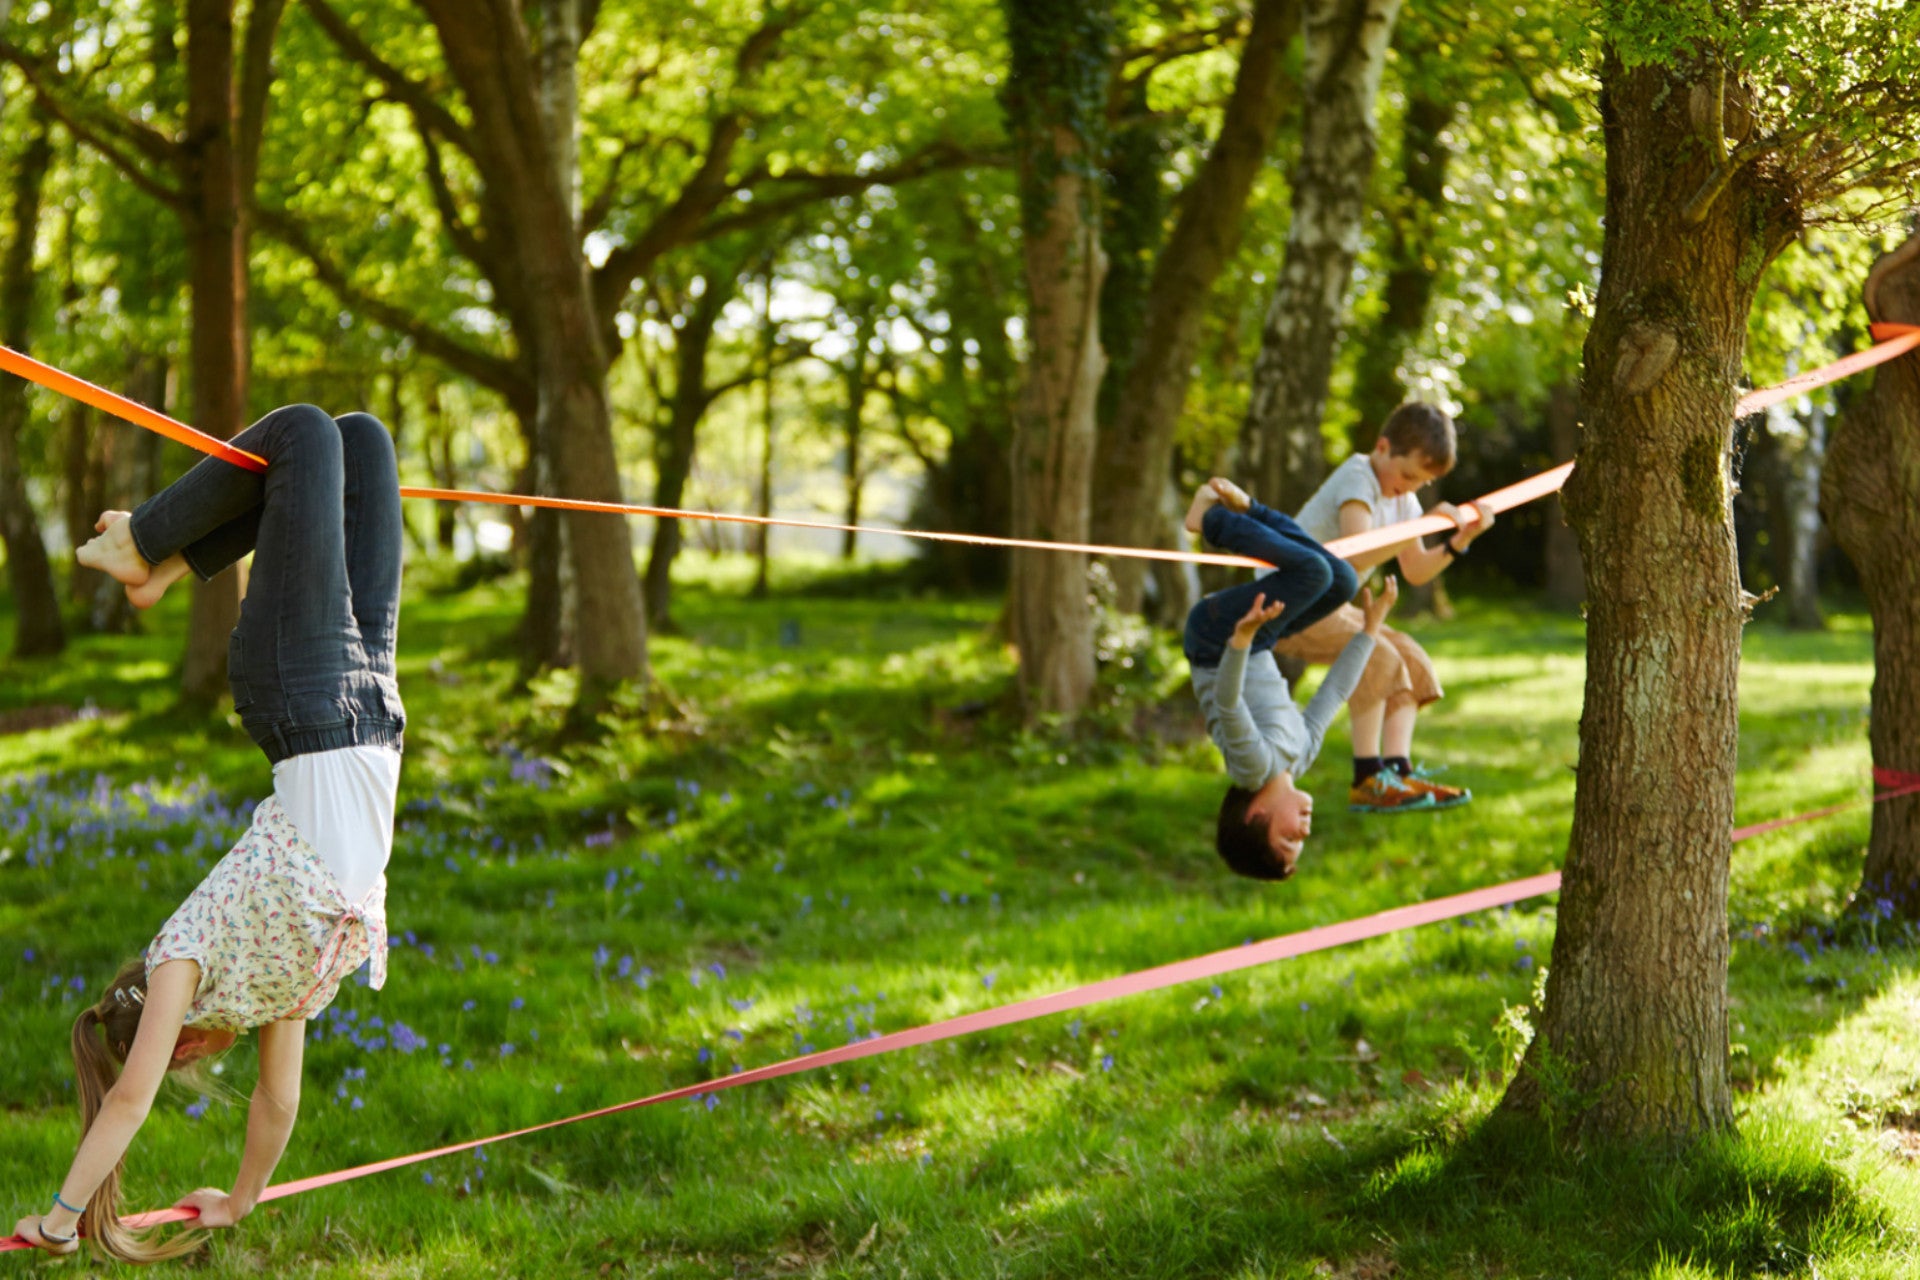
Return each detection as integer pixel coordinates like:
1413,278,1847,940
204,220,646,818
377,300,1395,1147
146,796,388,1030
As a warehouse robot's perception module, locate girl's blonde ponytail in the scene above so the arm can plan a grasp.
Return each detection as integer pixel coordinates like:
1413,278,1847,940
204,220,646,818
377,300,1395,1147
68,960,207,1263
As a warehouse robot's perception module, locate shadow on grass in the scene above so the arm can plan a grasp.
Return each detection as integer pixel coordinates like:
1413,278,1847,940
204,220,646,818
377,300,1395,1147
1350,1104,1889,1278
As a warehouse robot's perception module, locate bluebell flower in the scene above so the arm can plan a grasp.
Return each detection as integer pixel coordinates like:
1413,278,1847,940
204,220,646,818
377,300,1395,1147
186,1095,210,1120
510,997,525,1011
1101,1055,1114,1072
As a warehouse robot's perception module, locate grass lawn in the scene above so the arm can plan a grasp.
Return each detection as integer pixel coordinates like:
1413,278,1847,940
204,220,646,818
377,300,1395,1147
1,558,1915,1278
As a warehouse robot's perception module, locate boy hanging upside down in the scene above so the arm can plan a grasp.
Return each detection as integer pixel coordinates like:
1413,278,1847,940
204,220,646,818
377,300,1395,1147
1183,477,1398,880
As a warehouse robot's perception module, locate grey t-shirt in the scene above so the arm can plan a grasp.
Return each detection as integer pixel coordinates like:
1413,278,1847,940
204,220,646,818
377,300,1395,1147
1190,633,1377,790
1296,453,1423,544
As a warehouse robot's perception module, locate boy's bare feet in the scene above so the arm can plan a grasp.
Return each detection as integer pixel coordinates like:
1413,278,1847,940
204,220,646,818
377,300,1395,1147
1211,478,1251,512
1184,478,1253,535
76,511,151,590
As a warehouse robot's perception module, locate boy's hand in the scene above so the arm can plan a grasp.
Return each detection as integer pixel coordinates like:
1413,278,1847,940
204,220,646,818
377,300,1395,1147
1360,575,1399,637
1434,500,1495,550
1270,779,1313,844
1230,593,1284,649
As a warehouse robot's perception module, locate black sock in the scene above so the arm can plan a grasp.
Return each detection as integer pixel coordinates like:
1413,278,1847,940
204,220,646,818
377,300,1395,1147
1354,757,1387,786
1385,756,1413,776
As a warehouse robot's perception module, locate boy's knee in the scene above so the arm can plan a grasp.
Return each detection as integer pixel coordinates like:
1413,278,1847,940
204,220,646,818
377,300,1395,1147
335,412,397,469
1328,556,1358,602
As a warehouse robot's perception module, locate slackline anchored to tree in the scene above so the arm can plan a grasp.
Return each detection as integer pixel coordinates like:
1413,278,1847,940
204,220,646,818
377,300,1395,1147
1,322,1916,573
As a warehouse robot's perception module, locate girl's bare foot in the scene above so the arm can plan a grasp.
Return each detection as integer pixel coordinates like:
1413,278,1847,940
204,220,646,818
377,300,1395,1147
75,511,152,590
1184,480,1225,535
127,554,192,609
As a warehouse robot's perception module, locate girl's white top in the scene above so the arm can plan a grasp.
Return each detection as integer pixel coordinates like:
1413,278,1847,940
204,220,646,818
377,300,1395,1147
272,745,401,902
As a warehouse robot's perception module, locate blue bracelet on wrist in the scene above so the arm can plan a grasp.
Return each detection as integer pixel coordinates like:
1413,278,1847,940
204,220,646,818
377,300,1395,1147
52,1190,85,1215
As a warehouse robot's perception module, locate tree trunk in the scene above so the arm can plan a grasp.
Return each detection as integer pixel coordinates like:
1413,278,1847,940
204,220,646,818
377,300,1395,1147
751,293,775,601
63,401,100,604
1500,51,1798,1144
1542,380,1584,609
841,303,876,560
1774,399,1826,630
1091,0,1299,611
1348,45,1452,445
1002,0,1112,720
0,113,65,657
1240,0,1402,515
419,0,648,721
178,0,249,704
642,277,731,630
1824,235,1920,917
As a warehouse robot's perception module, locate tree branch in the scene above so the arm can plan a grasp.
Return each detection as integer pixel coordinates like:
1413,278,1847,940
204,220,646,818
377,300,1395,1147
11,85,185,208
237,0,292,193
254,201,527,397
0,37,187,206
415,119,498,280
694,141,1000,242
302,0,476,157
1681,127,1815,225
587,6,804,328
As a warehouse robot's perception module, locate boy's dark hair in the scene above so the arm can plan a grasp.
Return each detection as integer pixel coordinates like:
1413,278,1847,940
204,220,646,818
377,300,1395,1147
1379,401,1457,473
1215,787,1296,881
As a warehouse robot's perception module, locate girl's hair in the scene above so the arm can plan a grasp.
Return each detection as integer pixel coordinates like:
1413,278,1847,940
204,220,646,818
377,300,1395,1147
70,958,208,1263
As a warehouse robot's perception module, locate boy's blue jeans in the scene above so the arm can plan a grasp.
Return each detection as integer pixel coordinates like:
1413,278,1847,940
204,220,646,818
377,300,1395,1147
128,404,406,765
1183,502,1357,669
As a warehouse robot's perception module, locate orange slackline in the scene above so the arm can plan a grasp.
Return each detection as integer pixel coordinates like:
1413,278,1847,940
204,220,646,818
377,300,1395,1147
1,324,1915,570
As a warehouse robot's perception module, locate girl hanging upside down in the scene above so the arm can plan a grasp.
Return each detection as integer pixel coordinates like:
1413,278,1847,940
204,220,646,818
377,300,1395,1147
12,405,405,1261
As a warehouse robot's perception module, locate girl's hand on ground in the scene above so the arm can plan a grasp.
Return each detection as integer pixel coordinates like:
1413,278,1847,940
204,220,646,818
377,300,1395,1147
1360,576,1399,636
12,1215,79,1255
1230,593,1284,649
173,1188,245,1229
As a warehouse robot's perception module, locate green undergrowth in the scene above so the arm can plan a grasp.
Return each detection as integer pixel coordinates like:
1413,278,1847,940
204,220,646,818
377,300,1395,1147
1,556,1916,1277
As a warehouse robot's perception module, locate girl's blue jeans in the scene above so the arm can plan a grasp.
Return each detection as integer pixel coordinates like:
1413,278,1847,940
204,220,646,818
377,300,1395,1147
128,404,405,765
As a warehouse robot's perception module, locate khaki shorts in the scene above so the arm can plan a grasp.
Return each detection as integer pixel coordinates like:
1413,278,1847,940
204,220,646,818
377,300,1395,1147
1272,605,1442,712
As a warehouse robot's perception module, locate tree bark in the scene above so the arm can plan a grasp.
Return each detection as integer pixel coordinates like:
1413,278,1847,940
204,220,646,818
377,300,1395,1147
1002,0,1112,721
1541,380,1584,609
1500,52,1798,1144
0,112,65,658
418,0,648,720
1091,0,1299,612
642,272,736,630
841,302,877,560
1240,0,1402,515
178,0,250,704
1824,235,1920,918
1768,398,1826,630
751,279,775,600
1348,45,1451,444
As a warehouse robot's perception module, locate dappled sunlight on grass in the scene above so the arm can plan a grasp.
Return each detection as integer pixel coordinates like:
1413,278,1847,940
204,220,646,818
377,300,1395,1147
3,573,1916,1275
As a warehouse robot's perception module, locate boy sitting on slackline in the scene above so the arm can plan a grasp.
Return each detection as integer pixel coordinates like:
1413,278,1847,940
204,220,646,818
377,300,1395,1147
1184,478,1398,880
1278,402,1493,814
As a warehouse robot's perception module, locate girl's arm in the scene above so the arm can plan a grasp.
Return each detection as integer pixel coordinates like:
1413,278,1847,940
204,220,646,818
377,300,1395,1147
30,960,200,1243
174,1018,304,1227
